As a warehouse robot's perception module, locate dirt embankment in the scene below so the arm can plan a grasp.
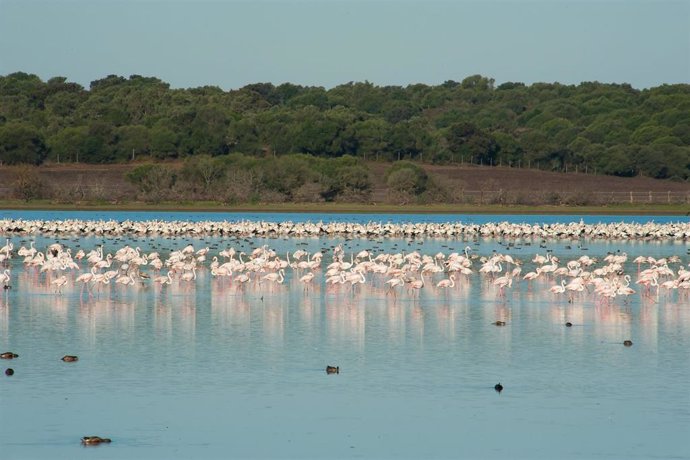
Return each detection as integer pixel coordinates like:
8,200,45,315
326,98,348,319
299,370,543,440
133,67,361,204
1,162,689,205
368,163,690,204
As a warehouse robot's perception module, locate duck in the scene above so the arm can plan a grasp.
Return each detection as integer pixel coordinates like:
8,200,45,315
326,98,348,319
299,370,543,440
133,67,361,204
61,355,79,362
0,352,18,359
493,321,506,326
81,436,111,445
494,383,504,394
326,365,339,374
623,340,633,347
565,322,573,327
5,368,14,376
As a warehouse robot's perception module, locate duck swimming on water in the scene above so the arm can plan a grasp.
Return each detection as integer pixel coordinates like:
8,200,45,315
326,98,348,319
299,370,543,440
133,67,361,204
61,355,79,362
0,352,18,359
326,366,339,374
81,436,111,445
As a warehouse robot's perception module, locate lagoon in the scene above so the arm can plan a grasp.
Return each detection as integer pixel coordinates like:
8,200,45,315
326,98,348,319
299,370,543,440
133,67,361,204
1,212,689,459
1,209,689,225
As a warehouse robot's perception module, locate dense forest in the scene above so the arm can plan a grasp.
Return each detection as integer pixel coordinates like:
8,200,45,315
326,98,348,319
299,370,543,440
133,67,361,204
1,71,689,181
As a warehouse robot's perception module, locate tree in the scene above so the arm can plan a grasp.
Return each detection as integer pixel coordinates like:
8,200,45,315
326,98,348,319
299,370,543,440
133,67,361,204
461,75,495,91
0,71,687,182
180,154,225,195
350,118,390,160
114,125,150,161
125,164,176,202
445,122,499,165
0,122,48,165
47,126,89,163
335,165,372,201
600,145,638,177
80,122,115,163
387,168,419,204
637,144,690,179
385,161,428,195
631,124,672,145
150,124,179,159
184,104,231,155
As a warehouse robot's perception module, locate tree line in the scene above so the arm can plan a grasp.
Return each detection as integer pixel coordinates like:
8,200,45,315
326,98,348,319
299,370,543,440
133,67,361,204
0,72,689,180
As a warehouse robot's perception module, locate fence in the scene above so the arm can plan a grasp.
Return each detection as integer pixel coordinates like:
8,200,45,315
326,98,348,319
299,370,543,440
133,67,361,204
448,190,690,205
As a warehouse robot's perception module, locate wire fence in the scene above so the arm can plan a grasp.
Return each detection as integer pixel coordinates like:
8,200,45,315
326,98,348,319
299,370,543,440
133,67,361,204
443,190,690,205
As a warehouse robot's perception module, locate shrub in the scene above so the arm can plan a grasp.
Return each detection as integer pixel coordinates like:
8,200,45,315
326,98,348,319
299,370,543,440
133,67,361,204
13,166,45,201
125,164,176,202
386,168,418,204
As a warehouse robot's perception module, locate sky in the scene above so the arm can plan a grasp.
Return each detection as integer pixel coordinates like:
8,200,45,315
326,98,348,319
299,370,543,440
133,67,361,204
0,0,688,90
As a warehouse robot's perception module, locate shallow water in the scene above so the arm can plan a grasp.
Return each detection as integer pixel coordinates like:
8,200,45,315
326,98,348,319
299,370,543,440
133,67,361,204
1,213,689,459
1,209,688,225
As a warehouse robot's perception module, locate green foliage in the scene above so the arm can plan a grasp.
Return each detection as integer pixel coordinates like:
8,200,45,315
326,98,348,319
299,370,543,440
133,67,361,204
47,126,88,162
385,161,429,196
263,154,316,196
180,155,225,193
386,169,419,204
125,164,176,202
0,72,688,180
0,122,48,165
212,153,371,202
445,122,500,165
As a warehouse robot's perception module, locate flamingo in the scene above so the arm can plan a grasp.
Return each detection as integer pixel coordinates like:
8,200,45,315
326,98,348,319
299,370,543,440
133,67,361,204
493,275,512,296
299,272,315,289
0,239,13,256
550,280,567,295
0,269,10,287
523,268,541,282
75,267,98,293
51,275,68,294
181,266,197,282
261,268,285,284
154,272,173,285
346,270,366,292
436,274,456,289
326,272,344,285
408,272,425,296
385,276,405,295
235,273,251,286
115,273,136,286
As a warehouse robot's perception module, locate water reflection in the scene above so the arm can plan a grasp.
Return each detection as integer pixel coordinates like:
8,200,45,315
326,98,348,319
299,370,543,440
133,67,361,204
0,296,8,341
2,230,690,459
3,248,688,355
325,299,365,350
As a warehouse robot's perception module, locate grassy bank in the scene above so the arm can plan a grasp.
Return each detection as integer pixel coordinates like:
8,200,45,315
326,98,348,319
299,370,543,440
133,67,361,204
1,200,689,215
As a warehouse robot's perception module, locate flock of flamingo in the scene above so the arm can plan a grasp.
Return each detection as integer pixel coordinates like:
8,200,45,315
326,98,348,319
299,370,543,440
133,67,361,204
1,218,690,240
0,230,686,304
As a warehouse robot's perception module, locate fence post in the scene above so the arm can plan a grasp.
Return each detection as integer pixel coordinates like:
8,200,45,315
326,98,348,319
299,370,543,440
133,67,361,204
649,191,652,203
630,191,633,204
668,191,671,204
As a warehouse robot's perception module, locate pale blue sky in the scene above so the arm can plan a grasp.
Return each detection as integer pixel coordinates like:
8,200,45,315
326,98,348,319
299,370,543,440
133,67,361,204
0,0,688,90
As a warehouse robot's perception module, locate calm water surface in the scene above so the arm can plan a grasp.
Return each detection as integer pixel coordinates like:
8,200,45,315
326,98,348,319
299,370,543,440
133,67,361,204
1,212,689,459
1,209,688,225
